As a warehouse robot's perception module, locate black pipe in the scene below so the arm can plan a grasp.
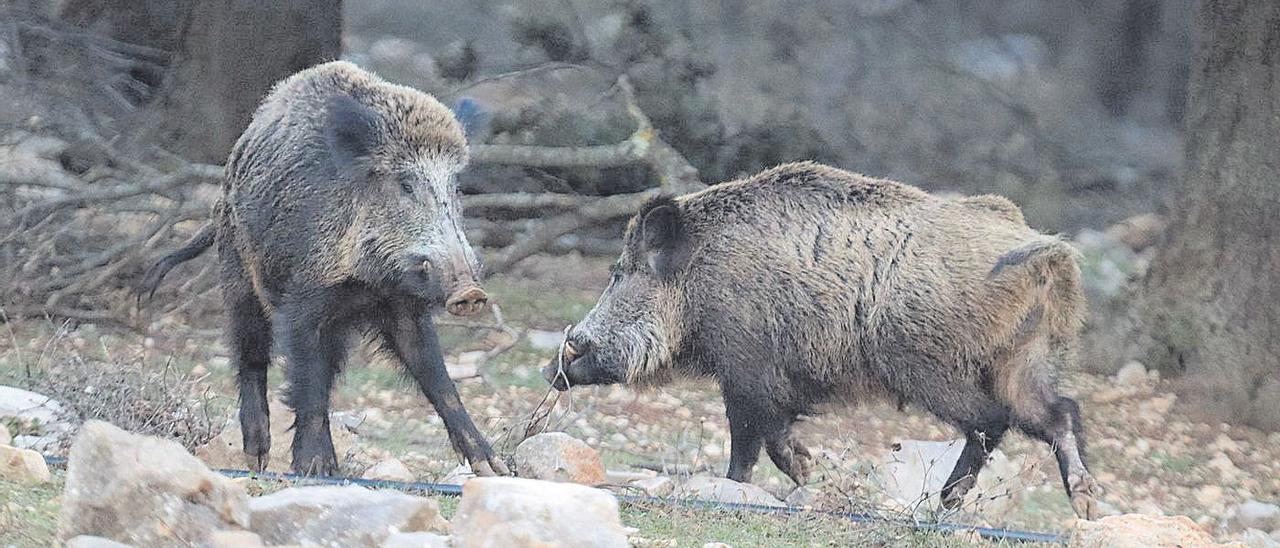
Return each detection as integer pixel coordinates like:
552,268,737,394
41,455,1065,544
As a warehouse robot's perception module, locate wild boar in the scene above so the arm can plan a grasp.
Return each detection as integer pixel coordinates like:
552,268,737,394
542,162,1099,518
143,61,506,476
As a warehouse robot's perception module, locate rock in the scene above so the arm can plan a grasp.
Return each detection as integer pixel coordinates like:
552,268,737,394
703,543,733,548
1241,529,1280,548
632,476,674,497
0,423,10,445
0,444,50,484
513,432,606,485
877,439,1028,516
65,536,135,548
58,421,250,547
1227,501,1280,533
452,477,628,547
439,463,475,485
196,399,360,473
1105,213,1167,251
672,477,785,507
0,385,74,445
606,469,656,484
383,532,451,548
527,329,566,350
205,530,267,547
1115,361,1148,387
362,458,415,482
784,486,815,507
249,485,447,547
1069,514,1225,548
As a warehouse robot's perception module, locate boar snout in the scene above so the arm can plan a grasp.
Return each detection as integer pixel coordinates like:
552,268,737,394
446,285,488,316
541,336,589,390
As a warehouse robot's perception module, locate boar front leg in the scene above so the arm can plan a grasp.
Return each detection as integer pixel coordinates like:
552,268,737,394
279,291,345,476
384,305,509,476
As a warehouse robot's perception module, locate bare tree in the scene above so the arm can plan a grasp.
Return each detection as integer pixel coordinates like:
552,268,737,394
1124,0,1280,429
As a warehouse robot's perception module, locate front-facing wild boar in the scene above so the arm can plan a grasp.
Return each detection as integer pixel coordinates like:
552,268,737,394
143,61,507,476
542,162,1100,518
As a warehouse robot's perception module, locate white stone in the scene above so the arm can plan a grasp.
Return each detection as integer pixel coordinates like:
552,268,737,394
632,476,674,497
439,463,475,485
382,532,451,548
58,421,250,547
514,432,606,485
672,477,785,507
0,444,51,484
1114,361,1148,387
362,458,415,482
451,477,628,548
0,385,74,446
249,484,448,548
205,530,267,547
527,330,566,350
1241,529,1280,548
0,423,10,446
1228,501,1280,533
64,536,135,548
877,439,1029,516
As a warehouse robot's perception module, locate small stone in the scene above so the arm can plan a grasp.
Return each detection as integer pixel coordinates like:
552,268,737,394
514,432,606,485
362,458,415,482
190,365,208,377
0,423,10,446
605,469,655,484
673,477,785,507
439,463,475,485
1114,361,1148,387
205,530,266,547
451,477,628,548
632,476,673,497
383,532,451,548
249,484,448,547
1213,433,1242,453
1240,529,1280,548
527,330,566,350
58,421,250,547
64,536,134,548
703,543,733,548
0,444,51,484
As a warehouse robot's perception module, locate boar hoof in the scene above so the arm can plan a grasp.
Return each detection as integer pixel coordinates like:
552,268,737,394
940,476,975,510
244,451,270,473
1069,474,1101,520
471,455,511,477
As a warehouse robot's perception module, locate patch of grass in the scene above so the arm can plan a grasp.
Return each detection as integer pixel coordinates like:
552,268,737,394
0,473,63,547
483,278,596,329
1152,452,1197,475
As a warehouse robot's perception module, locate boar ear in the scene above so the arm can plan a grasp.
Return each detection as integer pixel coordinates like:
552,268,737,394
325,95,381,162
639,197,690,279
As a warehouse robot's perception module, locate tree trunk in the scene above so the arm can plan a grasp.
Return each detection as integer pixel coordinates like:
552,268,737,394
156,0,342,163
1129,0,1280,429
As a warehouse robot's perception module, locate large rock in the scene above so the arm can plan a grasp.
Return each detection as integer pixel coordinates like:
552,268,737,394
0,444,51,484
249,485,448,548
451,477,628,548
58,421,250,547
64,536,134,548
1069,514,1236,548
877,439,1029,516
671,477,785,507
513,432,606,485
196,398,360,473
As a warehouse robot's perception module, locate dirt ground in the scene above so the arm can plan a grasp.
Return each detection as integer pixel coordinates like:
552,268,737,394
2,254,1278,546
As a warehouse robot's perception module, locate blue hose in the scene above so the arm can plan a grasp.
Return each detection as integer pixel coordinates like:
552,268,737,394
41,455,1065,544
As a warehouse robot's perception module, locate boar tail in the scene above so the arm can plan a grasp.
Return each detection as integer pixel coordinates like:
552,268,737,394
988,237,1079,279
139,222,215,301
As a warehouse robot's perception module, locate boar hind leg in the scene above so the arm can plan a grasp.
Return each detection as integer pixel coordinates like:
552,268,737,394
279,293,345,476
227,293,273,472
381,307,508,477
1019,396,1099,520
764,423,812,486
940,407,1010,510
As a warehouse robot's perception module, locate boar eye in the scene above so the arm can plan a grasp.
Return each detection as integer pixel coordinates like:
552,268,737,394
399,181,414,195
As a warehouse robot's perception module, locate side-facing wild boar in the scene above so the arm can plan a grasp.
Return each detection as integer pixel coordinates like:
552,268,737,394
542,162,1100,518
143,61,507,476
